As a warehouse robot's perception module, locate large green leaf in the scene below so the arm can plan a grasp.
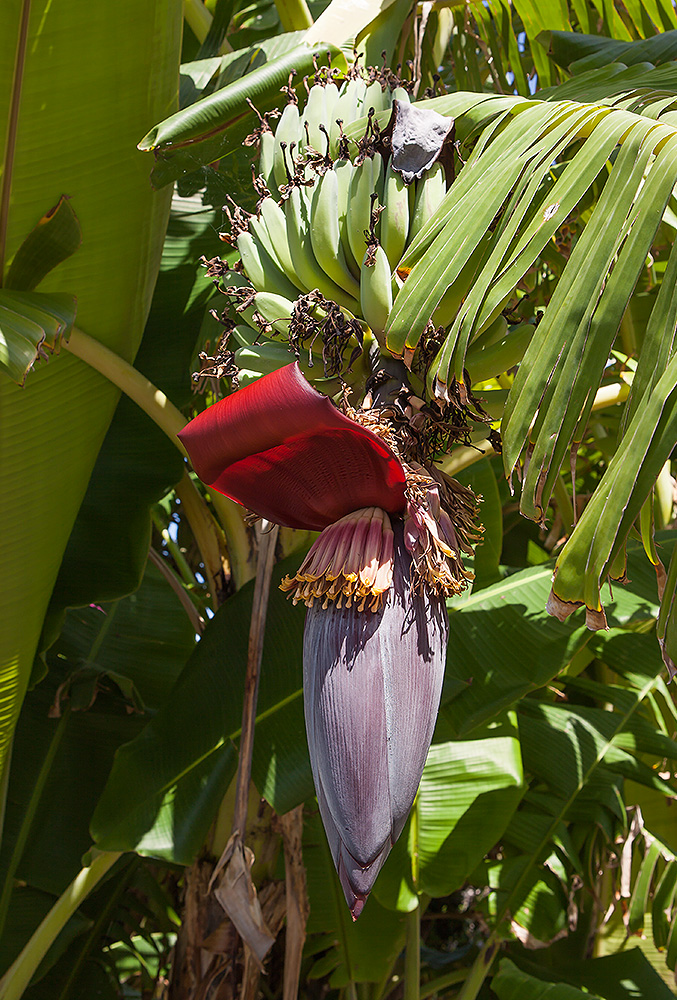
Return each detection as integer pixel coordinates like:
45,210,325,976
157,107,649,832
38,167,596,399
1,562,195,902
0,0,181,793
442,535,671,737
90,553,308,861
381,87,677,623
548,357,677,623
374,712,523,910
455,457,503,589
499,948,677,1000
493,958,602,999
41,187,226,634
475,622,671,953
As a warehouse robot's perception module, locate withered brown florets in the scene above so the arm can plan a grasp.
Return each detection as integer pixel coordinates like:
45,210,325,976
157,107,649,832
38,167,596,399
287,290,364,378
192,332,239,396
342,400,482,600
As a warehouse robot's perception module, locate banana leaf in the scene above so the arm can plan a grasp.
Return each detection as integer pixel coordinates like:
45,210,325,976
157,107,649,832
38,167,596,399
0,0,181,800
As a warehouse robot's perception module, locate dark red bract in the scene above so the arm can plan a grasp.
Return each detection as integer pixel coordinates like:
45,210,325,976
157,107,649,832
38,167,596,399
178,363,407,530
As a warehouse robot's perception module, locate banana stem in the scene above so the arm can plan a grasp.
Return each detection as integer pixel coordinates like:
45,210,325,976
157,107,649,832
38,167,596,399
208,491,255,589
404,905,421,1000
231,522,279,838
454,931,500,1000
183,0,212,42
151,508,197,587
64,327,187,455
175,473,228,611
0,712,70,943
148,548,206,634
275,0,313,31
420,968,467,998
0,851,122,1000
65,327,252,594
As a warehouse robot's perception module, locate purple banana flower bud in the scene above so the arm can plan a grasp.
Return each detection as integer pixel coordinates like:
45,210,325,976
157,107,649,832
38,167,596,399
303,523,448,918
178,365,477,917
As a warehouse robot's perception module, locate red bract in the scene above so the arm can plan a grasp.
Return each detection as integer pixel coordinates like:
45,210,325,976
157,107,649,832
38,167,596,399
177,363,407,530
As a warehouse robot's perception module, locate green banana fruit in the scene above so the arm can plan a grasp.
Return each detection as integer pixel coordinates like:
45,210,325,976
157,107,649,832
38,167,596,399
301,83,327,154
311,169,361,298
408,161,447,245
363,79,388,116
237,230,299,300
231,324,267,348
251,290,296,336
235,342,298,382
360,244,393,340
273,101,301,190
257,197,300,289
381,158,411,269
217,269,259,330
325,81,340,133
236,342,345,388
465,322,535,383
468,313,508,351
335,157,359,277
258,129,278,198
346,154,384,270
330,76,367,152
285,184,360,311
391,86,410,105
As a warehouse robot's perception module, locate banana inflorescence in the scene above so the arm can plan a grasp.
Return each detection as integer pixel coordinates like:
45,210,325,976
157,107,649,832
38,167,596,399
212,64,520,391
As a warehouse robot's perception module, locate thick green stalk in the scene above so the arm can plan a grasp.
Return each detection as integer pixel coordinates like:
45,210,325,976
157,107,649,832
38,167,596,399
0,850,122,1000
183,0,212,42
58,856,138,1000
151,507,197,587
420,968,467,998
208,490,255,589
175,474,228,610
64,327,188,453
454,931,500,1000
404,905,421,1000
0,712,69,941
275,0,313,31
65,327,251,593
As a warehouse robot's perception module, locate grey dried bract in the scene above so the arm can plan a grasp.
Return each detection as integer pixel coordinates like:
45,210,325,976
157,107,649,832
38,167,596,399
303,523,448,918
388,99,454,184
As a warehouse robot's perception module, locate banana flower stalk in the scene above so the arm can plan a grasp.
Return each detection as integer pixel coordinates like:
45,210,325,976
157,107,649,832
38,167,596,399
179,363,475,917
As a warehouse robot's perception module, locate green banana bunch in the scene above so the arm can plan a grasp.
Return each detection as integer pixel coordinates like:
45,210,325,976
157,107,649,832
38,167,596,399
215,69,519,392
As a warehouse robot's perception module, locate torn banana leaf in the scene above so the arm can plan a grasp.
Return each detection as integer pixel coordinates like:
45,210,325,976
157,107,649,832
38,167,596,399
0,291,76,386
657,545,677,680
547,348,677,628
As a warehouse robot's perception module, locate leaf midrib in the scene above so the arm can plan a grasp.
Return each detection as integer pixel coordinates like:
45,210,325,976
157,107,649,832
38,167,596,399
0,0,31,284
